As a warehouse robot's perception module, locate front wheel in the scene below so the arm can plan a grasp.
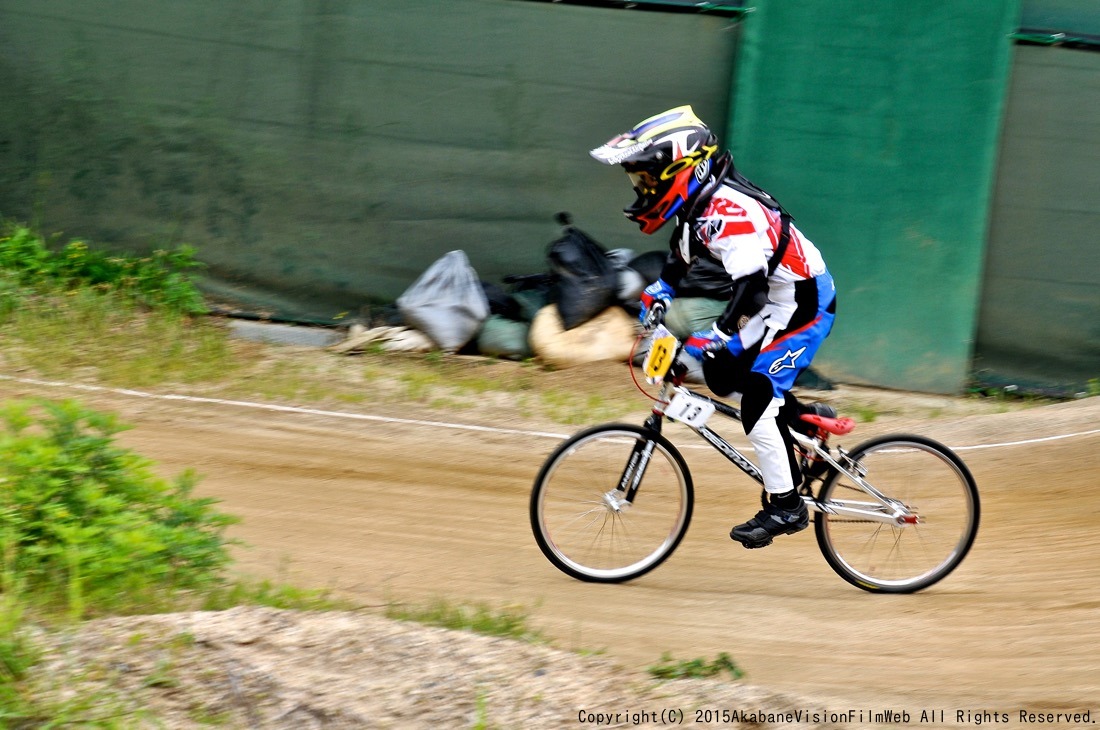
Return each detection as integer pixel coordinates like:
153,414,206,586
530,424,693,583
814,434,980,593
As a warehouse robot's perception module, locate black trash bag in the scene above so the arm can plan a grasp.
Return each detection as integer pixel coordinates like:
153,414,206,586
481,280,522,321
546,212,619,330
628,250,734,299
627,250,667,285
502,273,554,323
678,254,734,299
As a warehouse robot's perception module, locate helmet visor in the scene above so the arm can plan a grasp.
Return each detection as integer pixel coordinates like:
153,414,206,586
626,168,660,194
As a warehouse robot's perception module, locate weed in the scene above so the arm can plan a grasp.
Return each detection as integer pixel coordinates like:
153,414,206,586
647,652,745,681
385,598,547,644
143,658,179,689
471,688,495,730
0,222,207,316
189,705,233,726
399,369,442,401
538,389,630,425
573,646,608,658
0,399,237,618
852,405,879,423
202,577,357,612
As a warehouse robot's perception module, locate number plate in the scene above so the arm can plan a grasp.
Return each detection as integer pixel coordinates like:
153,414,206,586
664,391,715,428
643,325,678,384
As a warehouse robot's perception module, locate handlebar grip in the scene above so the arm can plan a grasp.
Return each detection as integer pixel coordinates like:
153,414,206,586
642,301,667,330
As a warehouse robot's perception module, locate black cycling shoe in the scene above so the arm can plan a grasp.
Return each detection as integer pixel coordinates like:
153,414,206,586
729,500,809,549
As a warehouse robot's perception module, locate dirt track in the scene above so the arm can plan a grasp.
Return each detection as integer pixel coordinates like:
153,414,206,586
3,369,1098,724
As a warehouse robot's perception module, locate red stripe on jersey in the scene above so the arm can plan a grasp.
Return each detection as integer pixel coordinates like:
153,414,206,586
766,224,779,248
721,220,757,236
782,233,811,278
762,206,810,278
705,198,748,219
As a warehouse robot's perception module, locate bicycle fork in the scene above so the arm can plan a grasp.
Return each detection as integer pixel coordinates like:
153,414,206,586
606,436,658,512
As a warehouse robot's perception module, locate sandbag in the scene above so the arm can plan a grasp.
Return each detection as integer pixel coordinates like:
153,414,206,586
477,315,532,360
396,250,489,352
529,304,636,369
547,223,618,330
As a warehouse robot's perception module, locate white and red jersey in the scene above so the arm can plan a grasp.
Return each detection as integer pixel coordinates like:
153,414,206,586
677,184,830,333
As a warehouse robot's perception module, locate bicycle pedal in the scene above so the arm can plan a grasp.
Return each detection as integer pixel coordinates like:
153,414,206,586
731,534,773,549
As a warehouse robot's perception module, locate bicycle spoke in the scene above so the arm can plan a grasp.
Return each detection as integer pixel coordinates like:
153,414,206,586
814,435,979,593
531,425,693,583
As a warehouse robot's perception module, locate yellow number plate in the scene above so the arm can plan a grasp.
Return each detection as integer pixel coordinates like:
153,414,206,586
643,326,678,384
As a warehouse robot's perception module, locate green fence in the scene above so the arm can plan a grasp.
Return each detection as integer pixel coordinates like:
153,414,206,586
0,0,738,322
727,0,1020,393
976,44,1100,395
3,0,1095,394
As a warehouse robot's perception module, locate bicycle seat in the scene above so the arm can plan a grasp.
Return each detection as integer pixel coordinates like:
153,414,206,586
798,414,856,436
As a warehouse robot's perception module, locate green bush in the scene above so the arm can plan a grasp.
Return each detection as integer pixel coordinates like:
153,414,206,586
0,222,206,315
0,222,234,388
0,399,237,616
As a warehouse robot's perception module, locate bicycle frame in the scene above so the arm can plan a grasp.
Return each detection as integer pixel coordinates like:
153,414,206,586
640,380,921,529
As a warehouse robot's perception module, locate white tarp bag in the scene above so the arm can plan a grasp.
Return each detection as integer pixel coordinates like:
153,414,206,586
328,325,435,354
396,250,489,352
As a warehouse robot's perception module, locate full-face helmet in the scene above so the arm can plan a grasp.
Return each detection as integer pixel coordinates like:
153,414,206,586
590,105,719,234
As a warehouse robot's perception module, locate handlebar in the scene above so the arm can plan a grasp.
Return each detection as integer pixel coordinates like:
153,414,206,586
641,301,667,331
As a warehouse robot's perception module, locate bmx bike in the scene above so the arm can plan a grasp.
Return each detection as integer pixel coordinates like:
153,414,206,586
529,318,980,594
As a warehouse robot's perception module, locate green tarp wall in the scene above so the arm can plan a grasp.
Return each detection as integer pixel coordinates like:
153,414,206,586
1020,0,1100,36
5,0,1095,394
976,44,1100,394
727,0,1020,394
0,0,738,322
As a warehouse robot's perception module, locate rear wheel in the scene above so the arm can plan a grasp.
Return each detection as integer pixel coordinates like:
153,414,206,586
530,424,693,583
814,434,979,593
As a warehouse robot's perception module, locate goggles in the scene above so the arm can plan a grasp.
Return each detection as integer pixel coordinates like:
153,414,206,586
625,167,660,193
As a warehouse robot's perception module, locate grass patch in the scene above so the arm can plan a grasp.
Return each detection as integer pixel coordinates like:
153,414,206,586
539,389,631,425
0,222,643,426
0,222,234,388
851,404,880,424
202,577,357,612
385,598,547,644
4,290,237,387
647,652,745,681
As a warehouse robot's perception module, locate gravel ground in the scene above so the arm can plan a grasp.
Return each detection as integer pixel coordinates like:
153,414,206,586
29,606,881,729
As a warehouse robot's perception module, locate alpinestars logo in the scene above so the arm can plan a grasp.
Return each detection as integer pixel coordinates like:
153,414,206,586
768,346,807,375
